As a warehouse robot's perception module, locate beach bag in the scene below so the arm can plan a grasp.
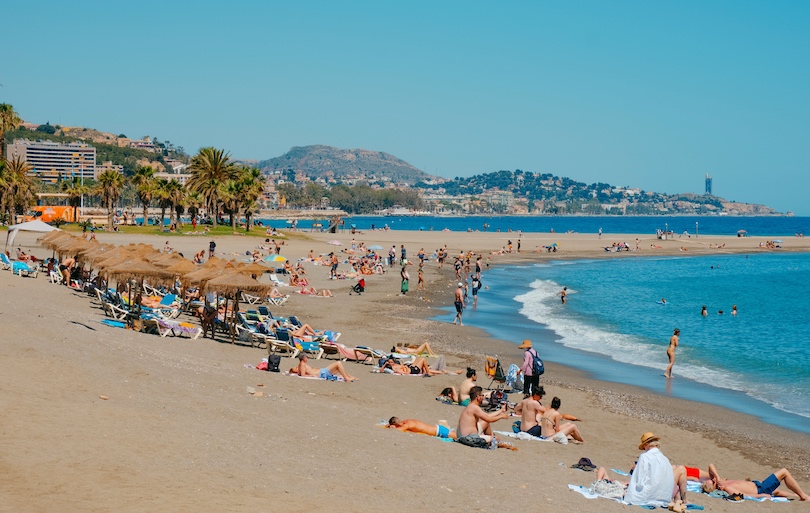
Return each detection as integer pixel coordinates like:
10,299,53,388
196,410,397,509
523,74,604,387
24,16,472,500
267,355,281,373
591,480,625,499
531,349,545,376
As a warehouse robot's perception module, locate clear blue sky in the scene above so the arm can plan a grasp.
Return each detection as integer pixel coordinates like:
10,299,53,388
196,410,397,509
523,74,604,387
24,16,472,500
5,1,809,214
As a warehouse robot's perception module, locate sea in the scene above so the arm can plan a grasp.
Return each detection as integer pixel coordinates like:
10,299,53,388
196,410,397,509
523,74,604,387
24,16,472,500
438,252,810,434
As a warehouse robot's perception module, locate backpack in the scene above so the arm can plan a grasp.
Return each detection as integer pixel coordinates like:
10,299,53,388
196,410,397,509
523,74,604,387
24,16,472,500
530,349,545,376
267,354,281,373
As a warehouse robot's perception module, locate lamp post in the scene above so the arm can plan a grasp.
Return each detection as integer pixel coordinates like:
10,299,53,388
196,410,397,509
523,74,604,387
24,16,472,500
665,223,668,241
696,222,699,239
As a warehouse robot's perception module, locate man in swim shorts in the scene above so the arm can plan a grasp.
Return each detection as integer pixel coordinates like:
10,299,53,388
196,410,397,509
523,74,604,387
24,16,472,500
514,386,546,436
453,283,465,326
455,386,509,450
387,417,456,439
702,464,810,500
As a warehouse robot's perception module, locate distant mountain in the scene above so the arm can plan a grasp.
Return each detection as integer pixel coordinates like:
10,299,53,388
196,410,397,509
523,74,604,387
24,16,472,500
257,145,433,185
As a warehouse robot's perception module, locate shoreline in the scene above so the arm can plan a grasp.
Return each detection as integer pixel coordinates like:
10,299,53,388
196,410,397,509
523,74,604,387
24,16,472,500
417,254,810,481
4,228,810,511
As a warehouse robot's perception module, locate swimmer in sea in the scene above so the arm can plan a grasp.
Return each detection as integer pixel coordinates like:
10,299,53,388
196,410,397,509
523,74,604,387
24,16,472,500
701,306,708,317
661,298,667,305
731,305,737,316
664,329,680,379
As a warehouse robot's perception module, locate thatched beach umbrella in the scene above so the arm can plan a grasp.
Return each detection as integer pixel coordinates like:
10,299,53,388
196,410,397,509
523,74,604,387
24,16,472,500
38,230,73,249
104,258,176,323
234,262,272,277
165,259,197,275
150,252,186,269
204,271,271,344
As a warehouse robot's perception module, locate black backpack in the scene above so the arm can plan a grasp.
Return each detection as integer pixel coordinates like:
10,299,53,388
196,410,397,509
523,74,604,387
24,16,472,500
267,354,281,372
530,349,545,376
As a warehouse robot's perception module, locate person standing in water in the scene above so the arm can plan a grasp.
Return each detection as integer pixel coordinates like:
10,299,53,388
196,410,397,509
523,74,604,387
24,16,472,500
664,329,680,378
559,287,567,304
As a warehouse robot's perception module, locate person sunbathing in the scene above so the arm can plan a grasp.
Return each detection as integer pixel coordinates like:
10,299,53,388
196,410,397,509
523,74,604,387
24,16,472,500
390,342,437,357
702,463,809,500
268,288,285,298
289,354,358,382
539,396,584,443
387,417,456,439
298,286,333,297
382,357,461,376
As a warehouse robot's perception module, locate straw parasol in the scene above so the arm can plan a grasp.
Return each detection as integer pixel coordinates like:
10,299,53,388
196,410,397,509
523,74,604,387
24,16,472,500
150,252,187,269
203,271,272,344
104,258,175,284
234,262,272,276
165,259,197,275
38,230,74,249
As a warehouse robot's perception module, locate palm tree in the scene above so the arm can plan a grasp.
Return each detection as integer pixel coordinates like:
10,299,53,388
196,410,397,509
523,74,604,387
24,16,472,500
185,191,203,224
95,170,126,228
0,104,22,160
132,166,156,226
5,156,35,224
187,147,236,228
60,176,88,223
153,177,173,229
165,179,186,228
240,167,264,232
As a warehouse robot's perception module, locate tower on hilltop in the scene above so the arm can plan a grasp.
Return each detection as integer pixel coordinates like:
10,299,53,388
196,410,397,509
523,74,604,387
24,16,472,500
705,173,713,195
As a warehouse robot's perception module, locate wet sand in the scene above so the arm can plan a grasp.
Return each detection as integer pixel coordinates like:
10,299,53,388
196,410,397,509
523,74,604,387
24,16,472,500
2,228,809,512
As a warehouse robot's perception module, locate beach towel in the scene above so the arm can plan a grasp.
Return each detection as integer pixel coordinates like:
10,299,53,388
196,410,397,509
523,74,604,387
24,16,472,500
283,371,345,382
494,431,553,442
683,481,788,502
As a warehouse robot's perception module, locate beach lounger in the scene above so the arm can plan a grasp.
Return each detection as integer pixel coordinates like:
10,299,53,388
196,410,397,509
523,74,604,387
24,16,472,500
12,261,38,278
156,319,204,339
268,274,288,287
241,291,264,304
103,301,132,321
0,253,13,270
292,337,324,359
267,295,289,307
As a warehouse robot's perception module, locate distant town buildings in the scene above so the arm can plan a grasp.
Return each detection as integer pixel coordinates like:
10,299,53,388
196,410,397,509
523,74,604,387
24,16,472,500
7,139,96,183
95,160,124,179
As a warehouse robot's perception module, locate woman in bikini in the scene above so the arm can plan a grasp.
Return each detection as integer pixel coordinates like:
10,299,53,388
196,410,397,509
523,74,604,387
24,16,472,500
664,329,680,378
539,397,584,443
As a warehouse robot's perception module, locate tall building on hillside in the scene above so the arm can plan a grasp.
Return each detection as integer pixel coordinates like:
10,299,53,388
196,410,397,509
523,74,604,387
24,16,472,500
705,173,713,195
6,139,96,183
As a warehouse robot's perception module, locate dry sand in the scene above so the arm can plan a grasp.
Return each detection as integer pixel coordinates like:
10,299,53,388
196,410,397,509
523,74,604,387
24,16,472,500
2,227,809,512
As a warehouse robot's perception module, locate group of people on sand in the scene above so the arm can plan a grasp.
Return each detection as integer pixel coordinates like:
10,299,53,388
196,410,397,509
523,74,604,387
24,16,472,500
586,432,808,507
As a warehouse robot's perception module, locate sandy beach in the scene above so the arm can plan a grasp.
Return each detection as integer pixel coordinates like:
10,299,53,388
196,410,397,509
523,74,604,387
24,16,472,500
3,227,810,512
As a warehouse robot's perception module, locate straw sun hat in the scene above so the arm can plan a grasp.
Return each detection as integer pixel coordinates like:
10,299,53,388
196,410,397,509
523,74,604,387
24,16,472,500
638,432,661,449
518,340,532,349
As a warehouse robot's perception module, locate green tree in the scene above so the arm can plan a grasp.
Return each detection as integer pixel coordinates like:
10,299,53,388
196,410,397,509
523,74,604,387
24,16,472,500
60,176,89,222
132,166,156,226
36,122,57,135
187,147,236,228
95,170,126,228
153,177,173,229
165,180,186,228
0,104,22,160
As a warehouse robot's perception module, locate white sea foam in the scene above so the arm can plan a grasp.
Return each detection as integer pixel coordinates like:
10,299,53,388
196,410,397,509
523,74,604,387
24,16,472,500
515,278,810,419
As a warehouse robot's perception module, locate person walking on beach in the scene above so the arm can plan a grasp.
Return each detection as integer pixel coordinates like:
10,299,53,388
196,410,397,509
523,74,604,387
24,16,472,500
598,227,603,239
471,275,481,307
389,246,396,267
664,329,680,378
400,263,410,295
208,240,216,258
453,282,465,325
417,263,425,292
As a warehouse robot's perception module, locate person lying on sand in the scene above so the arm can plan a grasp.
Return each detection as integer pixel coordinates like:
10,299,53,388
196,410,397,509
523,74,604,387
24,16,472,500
380,357,461,376
387,417,456,439
289,354,358,382
390,342,436,356
702,463,810,500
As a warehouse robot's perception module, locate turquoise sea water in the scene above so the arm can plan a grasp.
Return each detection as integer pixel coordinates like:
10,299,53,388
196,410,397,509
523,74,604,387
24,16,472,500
448,252,810,433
